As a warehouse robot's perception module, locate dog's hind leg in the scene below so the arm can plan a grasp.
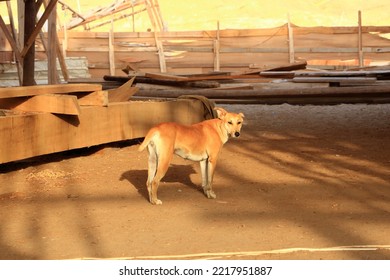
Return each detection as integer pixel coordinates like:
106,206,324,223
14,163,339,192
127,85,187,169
146,143,158,202
149,143,174,205
200,159,208,190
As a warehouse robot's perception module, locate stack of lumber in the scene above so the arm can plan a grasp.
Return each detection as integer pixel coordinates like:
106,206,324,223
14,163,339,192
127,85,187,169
0,84,108,116
103,64,390,104
0,82,205,164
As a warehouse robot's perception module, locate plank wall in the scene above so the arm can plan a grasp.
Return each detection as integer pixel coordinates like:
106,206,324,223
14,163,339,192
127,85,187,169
2,24,390,78
56,25,390,76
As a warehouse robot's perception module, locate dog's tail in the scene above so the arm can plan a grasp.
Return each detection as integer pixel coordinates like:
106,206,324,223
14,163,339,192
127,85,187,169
138,129,157,152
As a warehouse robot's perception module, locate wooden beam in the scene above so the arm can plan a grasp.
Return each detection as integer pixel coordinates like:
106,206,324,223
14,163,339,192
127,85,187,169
5,1,22,85
109,20,115,76
214,21,220,72
56,34,70,82
21,0,58,58
153,0,166,31
294,70,390,77
76,91,109,106
22,0,37,85
0,94,81,115
145,72,189,81
155,38,166,73
107,77,138,102
47,0,58,84
0,99,205,164
145,0,166,72
0,84,102,99
292,77,377,84
0,16,22,63
135,84,390,99
287,14,295,64
358,10,364,67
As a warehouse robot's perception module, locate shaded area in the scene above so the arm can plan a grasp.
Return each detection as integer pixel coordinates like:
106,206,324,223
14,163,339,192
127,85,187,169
0,103,389,260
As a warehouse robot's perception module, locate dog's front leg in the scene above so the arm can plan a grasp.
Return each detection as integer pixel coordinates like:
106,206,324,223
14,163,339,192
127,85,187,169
200,158,216,199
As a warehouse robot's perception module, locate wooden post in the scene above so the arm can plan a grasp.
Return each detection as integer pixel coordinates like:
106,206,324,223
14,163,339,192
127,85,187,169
48,0,58,84
131,1,135,32
213,21,220,72
145,0,166,72
62,9,68,58
6,1,22,85
358,10,364,67
287,14,295,64
152,0,167,31
44,0,69,82
109,20,115,76
55,32,69,82
23,0,37,86
17,0,25,73
0,16,22,63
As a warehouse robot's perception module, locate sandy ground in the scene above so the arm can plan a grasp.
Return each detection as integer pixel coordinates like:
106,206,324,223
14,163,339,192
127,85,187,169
1,103,390,260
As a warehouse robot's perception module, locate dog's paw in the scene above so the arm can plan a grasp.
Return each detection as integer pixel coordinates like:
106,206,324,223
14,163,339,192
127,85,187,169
204,190,216,199
151,199,162,205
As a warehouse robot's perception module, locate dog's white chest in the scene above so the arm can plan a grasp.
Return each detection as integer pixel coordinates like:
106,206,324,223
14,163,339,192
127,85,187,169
174,148,207,161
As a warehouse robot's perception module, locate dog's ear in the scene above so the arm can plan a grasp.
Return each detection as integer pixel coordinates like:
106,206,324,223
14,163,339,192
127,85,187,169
239,112,245,118
214,107,227,119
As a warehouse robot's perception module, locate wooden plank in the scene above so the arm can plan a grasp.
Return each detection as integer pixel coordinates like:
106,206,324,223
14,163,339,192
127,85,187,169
16,25,390,79
0,94,81,115
0,84,102,98
212,96,390,105
135,84,390,99
107,77,139,102
75,90,109,106
214,21,220,72
358,10,364,67
104,75,220,88
109,20,115,75
262,61,307,72
21,0,58,58
68,25,390,38
5,1,22,85
294,70,381,77
145,72,189,81
155,39,167,72
47,0,58,84
287,14,295,63
292,77,377,84
0,99,205,164
0,15,22,64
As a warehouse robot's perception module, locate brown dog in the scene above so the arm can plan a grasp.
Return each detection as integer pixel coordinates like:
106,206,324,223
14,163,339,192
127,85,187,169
138,107,245,205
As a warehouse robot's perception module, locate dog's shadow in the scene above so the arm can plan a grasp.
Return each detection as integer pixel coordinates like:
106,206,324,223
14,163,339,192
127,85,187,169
120,164,201,201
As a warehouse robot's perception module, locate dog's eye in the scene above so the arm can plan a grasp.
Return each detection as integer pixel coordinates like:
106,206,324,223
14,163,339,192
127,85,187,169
237,121,242,125
228,121,233,125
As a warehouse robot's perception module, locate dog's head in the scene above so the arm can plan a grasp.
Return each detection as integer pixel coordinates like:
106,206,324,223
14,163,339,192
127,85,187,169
215,107,245,138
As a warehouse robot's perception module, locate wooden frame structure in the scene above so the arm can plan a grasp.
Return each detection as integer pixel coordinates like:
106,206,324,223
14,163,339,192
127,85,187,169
63,0,165,32
0,0,66,86
0,0,167,85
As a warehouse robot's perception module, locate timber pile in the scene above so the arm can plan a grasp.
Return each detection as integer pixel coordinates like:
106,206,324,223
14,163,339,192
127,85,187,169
0,82,206,164
103,63,390,104
0,83,107,116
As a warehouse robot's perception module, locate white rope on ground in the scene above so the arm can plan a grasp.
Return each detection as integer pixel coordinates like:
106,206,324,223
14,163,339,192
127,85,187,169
77,245,390,260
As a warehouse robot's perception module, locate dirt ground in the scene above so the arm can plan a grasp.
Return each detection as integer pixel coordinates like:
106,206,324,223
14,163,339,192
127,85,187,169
1,103,390,260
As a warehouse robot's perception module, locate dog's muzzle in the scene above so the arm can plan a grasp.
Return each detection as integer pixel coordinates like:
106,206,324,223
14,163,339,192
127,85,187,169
234,132,240,137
